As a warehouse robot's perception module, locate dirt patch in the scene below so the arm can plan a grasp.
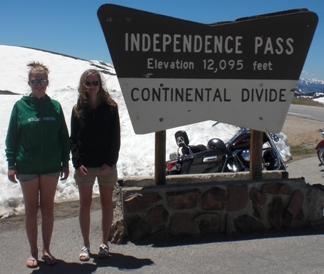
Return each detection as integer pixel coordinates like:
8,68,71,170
282,115,323,161
283,97,324,161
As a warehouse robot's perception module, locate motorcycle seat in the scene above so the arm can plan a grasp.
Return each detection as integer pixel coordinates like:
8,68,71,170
182,144,208,155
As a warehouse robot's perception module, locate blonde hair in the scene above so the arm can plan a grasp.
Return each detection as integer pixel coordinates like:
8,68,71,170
74,69,117,118
27,61,49,79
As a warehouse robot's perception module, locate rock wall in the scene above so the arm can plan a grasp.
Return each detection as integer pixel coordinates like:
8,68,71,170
109,172,324,243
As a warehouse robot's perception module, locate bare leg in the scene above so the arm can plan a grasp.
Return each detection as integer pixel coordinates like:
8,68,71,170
20,178,40,267
98,185,114,245
78,185,93,248
39,175,58,265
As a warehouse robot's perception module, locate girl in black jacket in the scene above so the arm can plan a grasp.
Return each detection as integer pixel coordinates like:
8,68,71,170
70,69,120,261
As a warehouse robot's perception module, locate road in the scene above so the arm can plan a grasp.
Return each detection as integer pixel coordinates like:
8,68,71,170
288,104,324,122
287,155,324,185
1,183,324,274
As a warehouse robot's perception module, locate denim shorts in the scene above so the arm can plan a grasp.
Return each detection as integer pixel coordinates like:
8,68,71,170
74,165,117,187
17,172,60,182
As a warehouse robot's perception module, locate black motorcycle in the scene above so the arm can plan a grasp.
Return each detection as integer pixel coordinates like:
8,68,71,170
165,128,286,175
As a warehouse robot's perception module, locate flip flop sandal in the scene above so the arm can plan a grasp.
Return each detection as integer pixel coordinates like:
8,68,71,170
79,246,90,261
41,254,57,266
98,243,109,258
26,257,38,268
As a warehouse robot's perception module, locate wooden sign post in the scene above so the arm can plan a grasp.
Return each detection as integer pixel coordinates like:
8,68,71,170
250,130,263,179
155,130,166,185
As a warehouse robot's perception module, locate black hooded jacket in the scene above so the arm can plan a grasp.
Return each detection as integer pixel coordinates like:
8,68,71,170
70,103,120,170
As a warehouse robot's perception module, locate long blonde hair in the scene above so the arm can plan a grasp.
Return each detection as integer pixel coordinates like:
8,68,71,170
74,69,117,118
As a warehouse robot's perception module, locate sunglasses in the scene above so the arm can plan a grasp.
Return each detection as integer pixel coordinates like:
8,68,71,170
30,79,48,86
85,81,99,87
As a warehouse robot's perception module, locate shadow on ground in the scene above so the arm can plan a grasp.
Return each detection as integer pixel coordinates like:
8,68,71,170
30,253,154,274
133,221,324,248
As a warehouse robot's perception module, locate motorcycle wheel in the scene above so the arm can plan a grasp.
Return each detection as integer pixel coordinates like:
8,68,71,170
317,149,324,165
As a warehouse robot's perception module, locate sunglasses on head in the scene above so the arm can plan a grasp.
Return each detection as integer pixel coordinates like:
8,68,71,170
85,81,99,87
30,79,48,86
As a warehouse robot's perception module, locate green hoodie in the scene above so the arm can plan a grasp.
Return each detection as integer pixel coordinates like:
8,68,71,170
5,94,70,174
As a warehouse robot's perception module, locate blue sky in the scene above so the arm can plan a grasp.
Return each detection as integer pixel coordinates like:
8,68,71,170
1,0,323,79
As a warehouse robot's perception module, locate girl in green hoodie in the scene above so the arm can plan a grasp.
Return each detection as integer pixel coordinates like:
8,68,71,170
5,62,70,268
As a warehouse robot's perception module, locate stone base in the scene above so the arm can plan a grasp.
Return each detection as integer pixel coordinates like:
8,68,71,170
109,171,324,243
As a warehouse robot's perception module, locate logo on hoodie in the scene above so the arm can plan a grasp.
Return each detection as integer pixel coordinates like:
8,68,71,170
28,117,56,122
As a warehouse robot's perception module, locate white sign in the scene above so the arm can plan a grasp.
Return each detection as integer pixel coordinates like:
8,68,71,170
119,79,295,133
98,5,318,134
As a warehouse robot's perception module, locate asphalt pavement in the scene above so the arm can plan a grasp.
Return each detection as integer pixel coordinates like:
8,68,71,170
1,156,324,274
286,155,324,185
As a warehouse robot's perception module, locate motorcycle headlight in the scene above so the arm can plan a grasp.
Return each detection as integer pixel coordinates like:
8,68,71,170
169,152,178,160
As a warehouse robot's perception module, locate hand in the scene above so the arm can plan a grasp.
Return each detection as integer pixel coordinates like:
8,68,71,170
99,164,112,175
77,165,88,177
60,166,69,180
8,169,18,183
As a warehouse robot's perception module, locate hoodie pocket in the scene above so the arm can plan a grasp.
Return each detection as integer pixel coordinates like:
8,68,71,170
16,145,28,162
